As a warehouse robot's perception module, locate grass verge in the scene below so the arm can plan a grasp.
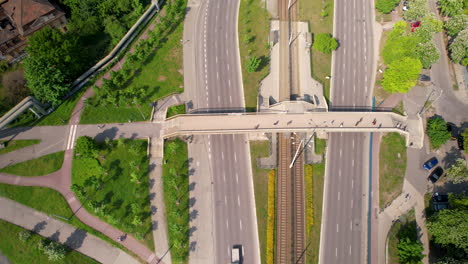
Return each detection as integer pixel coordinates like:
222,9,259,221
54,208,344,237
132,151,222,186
305,162,325,264
299,0,334,101
266,170,275,264
0,219,99,264
72,139,153,250
392,101,404,115
379,133,407,209
249,140,271,264
166,104,186,118
80,9,184,124
0,151,64,176
0,139,40,155
162,138,189,263
314,138,326,155
0,183,140,261
387,209,417,264
238,0,271,111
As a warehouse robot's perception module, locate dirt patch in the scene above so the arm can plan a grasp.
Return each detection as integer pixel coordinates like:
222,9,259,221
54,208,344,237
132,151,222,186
157,75,167,81
1,69,28,106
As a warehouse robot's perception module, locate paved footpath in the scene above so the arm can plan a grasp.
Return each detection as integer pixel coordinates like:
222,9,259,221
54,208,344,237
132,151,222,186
0,197,139,264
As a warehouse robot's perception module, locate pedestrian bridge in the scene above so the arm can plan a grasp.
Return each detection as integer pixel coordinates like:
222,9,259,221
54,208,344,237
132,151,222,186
161,112,424,148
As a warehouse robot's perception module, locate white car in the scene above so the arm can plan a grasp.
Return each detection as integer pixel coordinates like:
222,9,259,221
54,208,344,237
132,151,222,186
231,245,243,264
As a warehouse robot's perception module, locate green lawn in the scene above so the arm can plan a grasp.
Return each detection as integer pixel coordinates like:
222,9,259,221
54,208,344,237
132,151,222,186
238,0,271,111
387,210,417,264
249,140,271,264
166,104,186,118
0,151,64,176
305,162,325,264
72,138,154,250
0,219,99,264
0,183,142,261
299,0,334,101
379,133,407,209
162,138,189,263
314,138,326,155
80,16,184,124
0,139,40,155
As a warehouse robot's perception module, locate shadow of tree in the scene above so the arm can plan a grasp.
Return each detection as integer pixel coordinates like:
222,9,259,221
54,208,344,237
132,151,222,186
65,229,87,250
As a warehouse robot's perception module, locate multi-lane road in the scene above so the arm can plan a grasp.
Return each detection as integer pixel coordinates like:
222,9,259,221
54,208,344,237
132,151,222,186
184,0,260,263
320,0,375,263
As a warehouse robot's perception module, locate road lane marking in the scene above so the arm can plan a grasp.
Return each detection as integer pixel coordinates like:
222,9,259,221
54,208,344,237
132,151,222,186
238,195,240,206
234,152,237,162
352,179,354,189
339,169,341,177
349,245,352,255
217,72,219,80
221,152,224,160
335,248,338,257
208,154,212,160
227,49,229,55
240,219,243,230
226,219,229,228
337,224,339,232
340,149,342,157
236,173,239,183
352,159,355,166
225,195,227,205
223,173,226,182
216,56,218,63
352,139,355,148
218,95,220,103
228,79,231,87
227,64,230,71
338,192,340,200
230,96,232,103
351,199,354,208
350,221,353,231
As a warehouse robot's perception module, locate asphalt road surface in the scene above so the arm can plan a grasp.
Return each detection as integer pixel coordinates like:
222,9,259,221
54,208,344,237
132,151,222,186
320,0,374,262
187,0,260,263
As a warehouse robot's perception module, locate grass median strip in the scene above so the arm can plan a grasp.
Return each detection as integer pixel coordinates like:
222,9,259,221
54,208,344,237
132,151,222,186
238,0,271,111
71,138,153,250
162,138,189,263
0,139,40,155
0,151,64,176
249,140,271,264
0,219,99,264
166,104,186,118
379,132,407,209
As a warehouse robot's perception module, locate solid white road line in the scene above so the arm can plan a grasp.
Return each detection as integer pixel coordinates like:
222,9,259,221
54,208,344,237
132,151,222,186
237,195,240,207
236,173,239,183
338,192,340,201
240,219,243,230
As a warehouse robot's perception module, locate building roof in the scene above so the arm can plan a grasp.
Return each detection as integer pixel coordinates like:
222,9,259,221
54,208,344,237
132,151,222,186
2,0,55,29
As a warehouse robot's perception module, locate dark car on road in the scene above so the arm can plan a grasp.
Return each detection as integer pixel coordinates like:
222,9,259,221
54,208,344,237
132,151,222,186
447,122,457,140
423,157,438,170
428,166,444,183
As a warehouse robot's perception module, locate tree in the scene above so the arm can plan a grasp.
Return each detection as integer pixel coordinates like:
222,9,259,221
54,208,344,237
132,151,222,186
462,129,468,153
382,21,420,65
439,0,463,17
449,28,468,63
130,172,140,184
426,116,451,148
132,215,143,226
445,15,468,37
75,136,99,158
312,33,338,54
414,14,443,42
376,0,400,13
104,16,127,45
397,237,425,264
381,57,422,93
435,257,467,264
415,41,440,68
446,159,468,183
37,240,67,261
246,56,261,72
427,208,468,249
403,0,428,21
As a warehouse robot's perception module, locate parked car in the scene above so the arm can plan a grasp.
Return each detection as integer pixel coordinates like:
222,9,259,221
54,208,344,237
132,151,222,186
432,192,449,211
447,122,457,140
458,131,465,151
423,157,438,170
428,166,444,183
419,74,431,82
403,1,409,10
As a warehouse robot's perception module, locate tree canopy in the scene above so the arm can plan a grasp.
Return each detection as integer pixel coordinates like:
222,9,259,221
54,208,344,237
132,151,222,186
427,208,468,250
439,0,464,17
449,28,468,63
397,237,425,264
376,0,400,14
313,33,338,54
446,158,468,183
415,41,441,68
444,15,468,37
426,116,451,148
403,0,428,21
381,57,422,93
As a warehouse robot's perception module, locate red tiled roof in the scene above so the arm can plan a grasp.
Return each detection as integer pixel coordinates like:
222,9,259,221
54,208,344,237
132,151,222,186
2,0,55,28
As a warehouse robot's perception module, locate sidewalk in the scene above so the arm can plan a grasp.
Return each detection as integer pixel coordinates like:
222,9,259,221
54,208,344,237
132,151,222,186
0,197,139,264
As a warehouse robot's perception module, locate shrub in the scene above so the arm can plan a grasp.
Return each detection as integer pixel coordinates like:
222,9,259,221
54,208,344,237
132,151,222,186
18,230,32,242
376,0,400,14
403,0,428,21
415,41,440,68
312,33,338,54
246,56,261,72
439,0,463,17
74,136,99,158
397,237,425,263
449,28,468,63
444,14,468,37
426,116,451,148
37,240,67,261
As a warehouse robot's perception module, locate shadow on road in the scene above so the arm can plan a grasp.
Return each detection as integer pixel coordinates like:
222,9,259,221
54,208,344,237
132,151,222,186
65,229,87,250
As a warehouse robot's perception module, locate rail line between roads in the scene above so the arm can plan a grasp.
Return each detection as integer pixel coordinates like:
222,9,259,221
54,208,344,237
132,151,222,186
292,133,305,264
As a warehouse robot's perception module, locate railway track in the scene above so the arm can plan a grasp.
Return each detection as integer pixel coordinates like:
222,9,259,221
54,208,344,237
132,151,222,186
292,134,305,264
276,133,292,264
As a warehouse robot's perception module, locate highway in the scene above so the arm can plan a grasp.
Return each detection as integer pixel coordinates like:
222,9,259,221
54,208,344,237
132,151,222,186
184,0,260,263
320,0,374,262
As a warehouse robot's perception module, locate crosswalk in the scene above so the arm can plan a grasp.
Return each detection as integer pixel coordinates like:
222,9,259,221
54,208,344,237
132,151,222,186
66,125,78,150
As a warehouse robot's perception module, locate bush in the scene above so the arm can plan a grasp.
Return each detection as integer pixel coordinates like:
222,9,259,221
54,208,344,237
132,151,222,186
397,237,425,263
403,0,428,21
312,33,338,54
439,0,464,17
415,41,440,68
246,56,261,72
426,116,451,148
37,240,67,261
444,14,468,37
18,230,32,242
376,0,400,13
449,28,468,63
74,136,99,158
